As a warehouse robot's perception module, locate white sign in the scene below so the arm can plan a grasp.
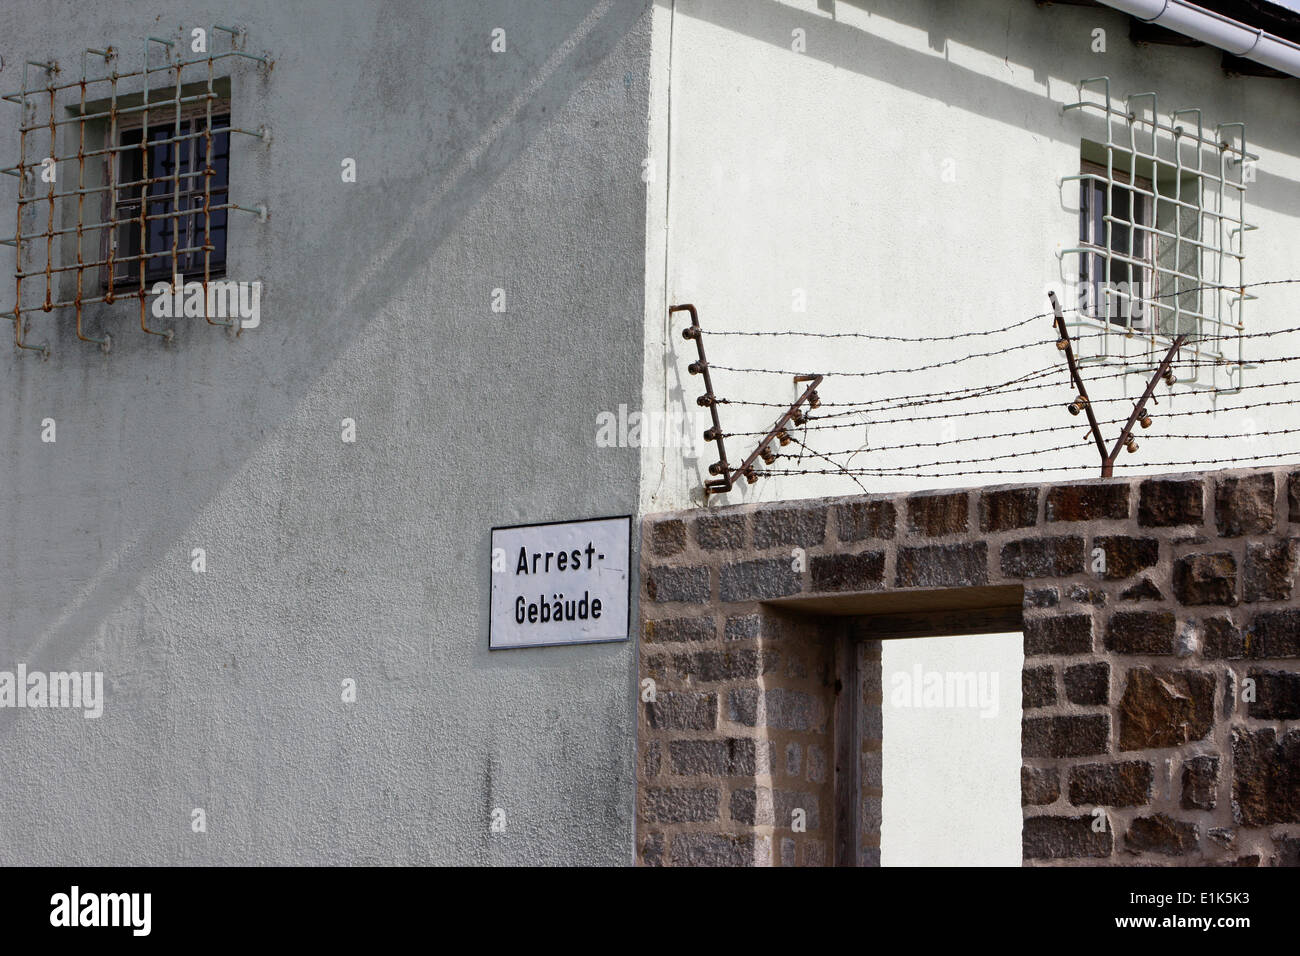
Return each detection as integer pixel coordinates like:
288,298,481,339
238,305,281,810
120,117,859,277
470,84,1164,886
490,515,631,650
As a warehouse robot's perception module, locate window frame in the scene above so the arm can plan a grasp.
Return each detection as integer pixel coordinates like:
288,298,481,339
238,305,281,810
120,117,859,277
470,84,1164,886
1077,158,1158,330
99,98,232,290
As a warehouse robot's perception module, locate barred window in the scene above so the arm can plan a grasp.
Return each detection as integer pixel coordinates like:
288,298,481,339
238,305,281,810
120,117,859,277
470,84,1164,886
1060,78,1254,393
108,107,231,285
1078,159,1155,330
1,30,267,354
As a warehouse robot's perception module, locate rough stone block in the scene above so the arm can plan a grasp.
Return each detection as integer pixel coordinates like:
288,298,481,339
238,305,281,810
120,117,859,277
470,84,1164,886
646,565,710,604
642,786,719,824
720,558,799,602
1173,552,1238,606
1118,667,1214,750
669,738,757,777
640,832,664,866
1243,540,1299,602
1024,614,1092,656
1181,755,1218,811
1202,616,1246,659
755,505,827,550
643,741,661,779
1046,483,1130,522
1001,536,1085,578
895,543,988,588
1068,583,1106,606
906,492,968,537
784,742,801,778
1245,670,1300,720
1139,478,1204,527
1276,836,1300,868
811,550,885,592
646,692,717,731
1023,715,1109,758
724,613,760,641
1232,728,1300,826
1024,587,1060,608
670,833,763,866
674,648,776,682
837,500,896,542
1247,609,1300,657
1065,661,1109,706
1068,760,1153,807
644,616,715,644
651,519,686,556
1023,815,1113,859
1215,474,1275,536
979,487,1039,533
694,513,747,551
1022,665,1057,709
1022,767,1060,806
1093,535,1159,580
1105,610,1176,654
727,688,822,731
1125,814,1199,856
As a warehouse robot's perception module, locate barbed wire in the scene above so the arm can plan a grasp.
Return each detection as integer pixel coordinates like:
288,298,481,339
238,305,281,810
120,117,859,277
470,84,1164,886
718,380,1300,439
708,345,1300,382
725,395,1300,449
690,278,1300,485
728,352,1299,421
758,447,1300,480
799,425,1300,467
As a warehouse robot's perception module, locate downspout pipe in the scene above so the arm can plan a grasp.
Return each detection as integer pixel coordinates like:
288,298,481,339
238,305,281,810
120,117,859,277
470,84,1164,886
1096,0,1300,77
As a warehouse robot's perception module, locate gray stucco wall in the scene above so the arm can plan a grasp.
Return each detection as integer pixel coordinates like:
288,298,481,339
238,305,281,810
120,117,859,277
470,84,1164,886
0,0,651,864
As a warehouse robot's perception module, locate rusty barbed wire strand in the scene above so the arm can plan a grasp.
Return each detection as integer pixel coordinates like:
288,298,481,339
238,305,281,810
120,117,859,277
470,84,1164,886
800,425,1300,465
719,380,1300,438
758,447,1300,480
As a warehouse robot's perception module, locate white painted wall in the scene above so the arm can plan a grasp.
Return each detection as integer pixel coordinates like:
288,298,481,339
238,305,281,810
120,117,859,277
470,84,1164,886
642,0,1300,863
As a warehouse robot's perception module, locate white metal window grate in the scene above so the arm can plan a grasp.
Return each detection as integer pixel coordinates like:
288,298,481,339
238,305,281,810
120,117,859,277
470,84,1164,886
1059,77,1256,394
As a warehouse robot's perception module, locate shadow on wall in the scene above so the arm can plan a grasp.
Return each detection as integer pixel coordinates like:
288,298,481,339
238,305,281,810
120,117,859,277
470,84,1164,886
673,0,1300,216
0,3,648,739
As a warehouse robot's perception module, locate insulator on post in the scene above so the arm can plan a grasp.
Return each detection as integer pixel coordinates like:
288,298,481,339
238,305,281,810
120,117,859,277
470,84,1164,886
1074,394,1088,407
1139,410,1152,428
793,411,806,426
708,462,724,476
760,446,777,465
1126,438,1139,454
703,426,719,442
681,326,699,340
1067,402,1081,416
1163,370,1177,386
744,467,758,484
688,361,703,375
1056,339,1068,351
807,391,821,409
696,395,713,407
777,429,792,447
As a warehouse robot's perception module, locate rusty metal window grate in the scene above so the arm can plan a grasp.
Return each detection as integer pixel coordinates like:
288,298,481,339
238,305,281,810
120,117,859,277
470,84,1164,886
1059,77,1256,394
1,27,269,355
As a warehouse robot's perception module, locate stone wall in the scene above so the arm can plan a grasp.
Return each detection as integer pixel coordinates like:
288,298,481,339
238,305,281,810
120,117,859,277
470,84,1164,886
636,466,1300,866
